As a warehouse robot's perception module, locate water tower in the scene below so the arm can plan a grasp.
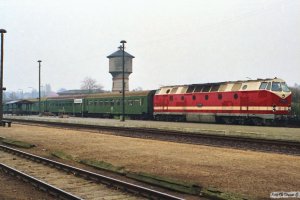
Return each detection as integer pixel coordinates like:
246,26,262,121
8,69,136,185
107,47,134,92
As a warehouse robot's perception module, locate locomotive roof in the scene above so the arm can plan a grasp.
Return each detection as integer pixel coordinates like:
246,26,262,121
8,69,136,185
159,77,284,88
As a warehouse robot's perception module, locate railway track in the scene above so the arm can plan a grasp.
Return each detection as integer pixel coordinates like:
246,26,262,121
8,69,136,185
6,118,300,155
0,145,184,200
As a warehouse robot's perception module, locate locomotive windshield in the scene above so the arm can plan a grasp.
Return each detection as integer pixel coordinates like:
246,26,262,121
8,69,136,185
281,82,290,92
271,82,282,91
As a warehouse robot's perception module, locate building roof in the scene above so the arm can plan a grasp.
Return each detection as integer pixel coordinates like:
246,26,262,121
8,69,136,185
107,50,135,58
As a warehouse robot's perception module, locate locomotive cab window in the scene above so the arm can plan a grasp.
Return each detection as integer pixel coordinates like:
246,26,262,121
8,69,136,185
259,82,268,90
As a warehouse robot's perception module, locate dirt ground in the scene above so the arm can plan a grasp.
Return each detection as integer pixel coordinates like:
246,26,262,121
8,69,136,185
1,124,300,199
0,171,55,200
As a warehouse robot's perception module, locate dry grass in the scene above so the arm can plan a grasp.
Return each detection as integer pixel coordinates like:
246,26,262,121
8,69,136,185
1,124,300,199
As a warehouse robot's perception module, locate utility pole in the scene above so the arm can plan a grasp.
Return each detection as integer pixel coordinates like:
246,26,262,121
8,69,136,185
38,60,42,116
120,40,126,121
0,29,7,123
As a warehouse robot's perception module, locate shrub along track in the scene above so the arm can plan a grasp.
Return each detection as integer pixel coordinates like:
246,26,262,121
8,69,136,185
8,118,300,156
0,145,184,200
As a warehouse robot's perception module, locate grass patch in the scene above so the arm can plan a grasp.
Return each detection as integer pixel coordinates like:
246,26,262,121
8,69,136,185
79,159,126,175
126,172,201,195
1,138,35,149
202,188,249,200
52,150,74,161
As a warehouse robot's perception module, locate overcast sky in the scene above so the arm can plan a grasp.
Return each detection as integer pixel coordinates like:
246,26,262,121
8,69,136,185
1,0,300,92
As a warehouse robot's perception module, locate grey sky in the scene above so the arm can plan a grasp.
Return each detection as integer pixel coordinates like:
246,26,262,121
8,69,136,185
1,0,300,92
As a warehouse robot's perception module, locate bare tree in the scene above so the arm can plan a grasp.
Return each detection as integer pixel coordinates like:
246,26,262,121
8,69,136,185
81,77,103,91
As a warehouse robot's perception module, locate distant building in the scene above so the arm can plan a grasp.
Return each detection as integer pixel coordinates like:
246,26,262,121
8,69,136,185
107,47,134,92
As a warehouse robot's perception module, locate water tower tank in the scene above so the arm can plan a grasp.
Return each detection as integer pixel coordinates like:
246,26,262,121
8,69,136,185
107,48,135,92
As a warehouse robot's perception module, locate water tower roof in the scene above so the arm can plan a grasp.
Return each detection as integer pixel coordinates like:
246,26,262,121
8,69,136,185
107,50,135,58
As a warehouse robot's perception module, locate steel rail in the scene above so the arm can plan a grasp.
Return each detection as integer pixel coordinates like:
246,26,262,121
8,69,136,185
7,118,300,154
0,163,82,200
0,145,184,200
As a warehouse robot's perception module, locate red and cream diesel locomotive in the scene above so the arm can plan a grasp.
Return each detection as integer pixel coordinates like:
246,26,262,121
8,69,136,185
153,78,292,125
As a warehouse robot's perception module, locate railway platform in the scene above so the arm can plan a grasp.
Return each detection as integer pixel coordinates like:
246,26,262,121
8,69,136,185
4,115,300,142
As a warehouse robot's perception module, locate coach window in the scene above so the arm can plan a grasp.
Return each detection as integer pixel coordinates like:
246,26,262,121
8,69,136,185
169,96,173,101
218,94,222,100
192,95,196,100
205,95,209,100
181,96,184,101
234,93,238,99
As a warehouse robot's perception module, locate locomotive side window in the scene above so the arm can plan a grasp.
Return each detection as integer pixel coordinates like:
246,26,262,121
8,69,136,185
234,93,238,99
231,83,242,91
181,96,184,101
166,89,170,94
211,85,220,92
219,84,227,92
272,82,282,91
170,87,178,94
192,95,196,100
187,86,195,93
202,85,211,92
205,95,209,100
242,85,247,90
194,85,203,93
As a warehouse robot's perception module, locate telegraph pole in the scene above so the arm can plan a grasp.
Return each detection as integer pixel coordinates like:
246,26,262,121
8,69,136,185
0,29,7,123
120,40,126,121
37,60,42,116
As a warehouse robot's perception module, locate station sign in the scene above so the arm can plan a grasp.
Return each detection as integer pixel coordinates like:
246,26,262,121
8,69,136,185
74,99,83,104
